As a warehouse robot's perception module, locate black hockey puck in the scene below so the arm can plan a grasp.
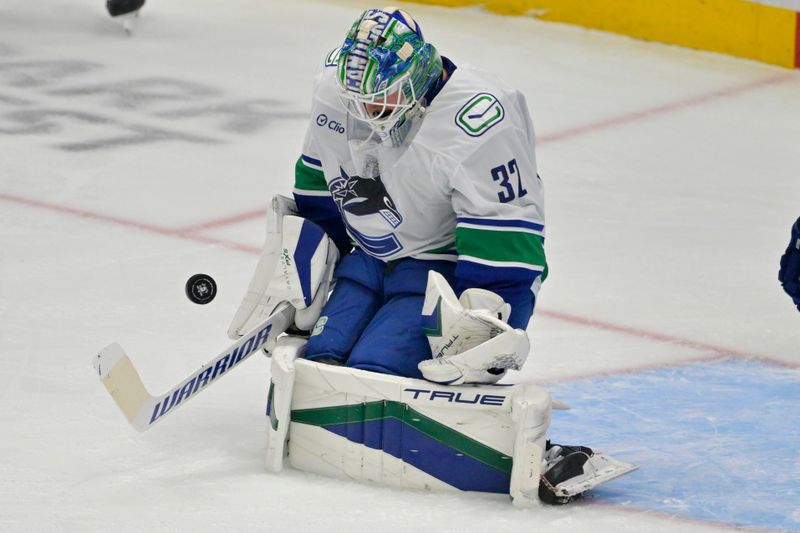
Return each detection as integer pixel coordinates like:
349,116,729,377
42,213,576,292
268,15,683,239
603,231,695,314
107,0,146,17
185,273,217,305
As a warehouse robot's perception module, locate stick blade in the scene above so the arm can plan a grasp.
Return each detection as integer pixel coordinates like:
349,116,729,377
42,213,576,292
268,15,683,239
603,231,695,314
94,343,155,431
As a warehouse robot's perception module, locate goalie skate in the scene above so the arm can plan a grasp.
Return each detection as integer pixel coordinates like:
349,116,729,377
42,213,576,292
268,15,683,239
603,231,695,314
538,442,638,505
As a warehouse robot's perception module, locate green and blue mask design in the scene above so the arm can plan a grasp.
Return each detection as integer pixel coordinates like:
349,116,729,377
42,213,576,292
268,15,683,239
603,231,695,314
336,8,443,145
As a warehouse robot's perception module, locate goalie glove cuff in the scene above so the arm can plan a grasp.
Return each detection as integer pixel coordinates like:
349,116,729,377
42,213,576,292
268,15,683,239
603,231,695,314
418,325,528,385
418,271,529,385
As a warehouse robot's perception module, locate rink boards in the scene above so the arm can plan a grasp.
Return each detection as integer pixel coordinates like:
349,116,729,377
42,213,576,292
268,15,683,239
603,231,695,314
411,0,800,68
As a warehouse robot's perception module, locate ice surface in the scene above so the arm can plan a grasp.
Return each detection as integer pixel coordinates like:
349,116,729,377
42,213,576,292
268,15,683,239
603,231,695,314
1,1,798,531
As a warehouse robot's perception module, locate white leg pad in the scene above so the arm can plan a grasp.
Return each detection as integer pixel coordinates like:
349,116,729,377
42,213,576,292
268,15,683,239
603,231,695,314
508,386,552,507
264,354,632,505
281,359,553,499
265,336,306,473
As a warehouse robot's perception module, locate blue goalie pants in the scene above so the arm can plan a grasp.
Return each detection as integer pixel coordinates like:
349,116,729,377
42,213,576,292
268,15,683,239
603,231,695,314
305,249,456,378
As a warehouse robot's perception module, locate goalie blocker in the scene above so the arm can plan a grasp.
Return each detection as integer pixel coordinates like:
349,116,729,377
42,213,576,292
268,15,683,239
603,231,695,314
228,194,339,340
263,336,637,506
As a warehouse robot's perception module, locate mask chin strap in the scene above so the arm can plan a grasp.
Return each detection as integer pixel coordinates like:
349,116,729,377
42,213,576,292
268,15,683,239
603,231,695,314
387,102,426,147
345,100,427,149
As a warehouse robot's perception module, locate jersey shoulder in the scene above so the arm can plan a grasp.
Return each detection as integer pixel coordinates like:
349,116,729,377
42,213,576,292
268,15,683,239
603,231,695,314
311,46,342,86
308,47,348,115
323,46,342,69
420,63,531,154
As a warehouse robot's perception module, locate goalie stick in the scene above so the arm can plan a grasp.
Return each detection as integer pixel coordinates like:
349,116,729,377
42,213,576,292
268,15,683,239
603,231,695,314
93,302,294,432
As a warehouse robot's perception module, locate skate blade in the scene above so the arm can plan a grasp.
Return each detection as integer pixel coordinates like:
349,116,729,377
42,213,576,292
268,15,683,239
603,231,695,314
554,453,638,497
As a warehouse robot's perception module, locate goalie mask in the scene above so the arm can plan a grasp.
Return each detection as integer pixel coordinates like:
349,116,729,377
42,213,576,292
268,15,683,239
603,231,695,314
336,7,443,146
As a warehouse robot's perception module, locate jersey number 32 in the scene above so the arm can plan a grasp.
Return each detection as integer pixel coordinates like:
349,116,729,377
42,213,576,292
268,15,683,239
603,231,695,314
490,159,528,203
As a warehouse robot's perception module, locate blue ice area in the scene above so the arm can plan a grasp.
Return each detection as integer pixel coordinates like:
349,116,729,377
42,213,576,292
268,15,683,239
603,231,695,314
548,359,800,532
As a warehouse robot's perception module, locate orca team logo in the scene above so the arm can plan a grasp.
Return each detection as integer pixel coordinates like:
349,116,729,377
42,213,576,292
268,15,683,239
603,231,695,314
455,93,505,137
329,167,403,257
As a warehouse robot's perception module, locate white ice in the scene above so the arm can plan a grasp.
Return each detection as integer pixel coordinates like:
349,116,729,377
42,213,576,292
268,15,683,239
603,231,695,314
1,0,798,531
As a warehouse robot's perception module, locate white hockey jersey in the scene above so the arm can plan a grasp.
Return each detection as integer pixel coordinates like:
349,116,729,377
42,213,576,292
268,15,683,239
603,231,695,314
293,53,546,328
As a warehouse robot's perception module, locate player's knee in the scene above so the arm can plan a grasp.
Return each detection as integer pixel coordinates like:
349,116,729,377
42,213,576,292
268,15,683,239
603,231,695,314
304,278,381,364
345,311,430,378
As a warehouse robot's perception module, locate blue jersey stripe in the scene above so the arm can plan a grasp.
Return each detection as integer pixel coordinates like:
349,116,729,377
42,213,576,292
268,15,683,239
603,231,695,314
301,154,322,167
456,258,543,282
457,217,544,232
455,260,538,329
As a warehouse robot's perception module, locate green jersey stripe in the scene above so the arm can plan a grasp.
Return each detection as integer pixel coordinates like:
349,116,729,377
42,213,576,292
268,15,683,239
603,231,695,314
295,157,329,192
456,226,546,266
423,242,456,255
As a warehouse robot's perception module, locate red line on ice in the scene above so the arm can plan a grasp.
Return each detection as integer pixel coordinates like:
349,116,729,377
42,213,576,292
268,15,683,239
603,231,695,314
532,353,731,385
2,72,798,370
4,191,793,374
531,313,799,384
0,192,177,235
189,72,797,229
0,192,260,255
538,309,754,357
176,207,266,233
538,73,796,144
